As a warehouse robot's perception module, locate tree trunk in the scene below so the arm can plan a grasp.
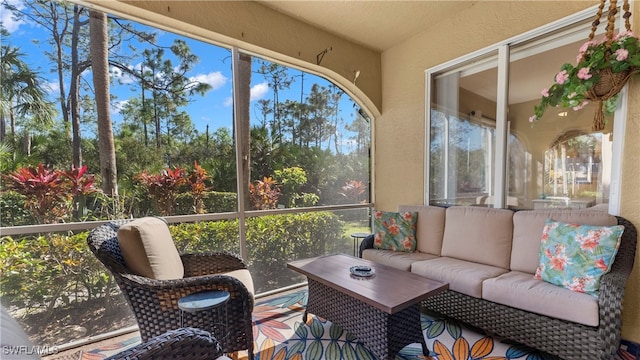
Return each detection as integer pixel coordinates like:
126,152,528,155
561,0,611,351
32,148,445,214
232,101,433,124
238,53,252,209
89,9,118,197
70,5,82,167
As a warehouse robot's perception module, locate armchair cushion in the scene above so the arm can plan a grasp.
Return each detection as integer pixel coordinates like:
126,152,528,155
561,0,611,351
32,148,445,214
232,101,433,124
224,269,255,296
118,217,184,280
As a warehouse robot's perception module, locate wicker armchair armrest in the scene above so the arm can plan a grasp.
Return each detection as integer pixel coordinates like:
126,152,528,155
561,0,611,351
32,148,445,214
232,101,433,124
106,327,222,360
121,271,251,296
181,252,248,277
358,234,375,258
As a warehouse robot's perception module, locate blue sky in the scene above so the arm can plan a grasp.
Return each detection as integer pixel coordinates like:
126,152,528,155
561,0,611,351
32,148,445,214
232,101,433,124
2,0,361,149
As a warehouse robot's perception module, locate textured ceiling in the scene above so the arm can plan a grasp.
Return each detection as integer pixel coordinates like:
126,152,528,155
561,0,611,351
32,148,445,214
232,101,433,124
258,1,478,52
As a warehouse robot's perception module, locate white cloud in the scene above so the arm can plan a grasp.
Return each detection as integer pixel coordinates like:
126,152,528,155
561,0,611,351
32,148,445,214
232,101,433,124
221,81,269,107
110,66,136,85
111,100,129,114
44,81,59,95
250,82,269,101
2,0,25,33
191,71,227,90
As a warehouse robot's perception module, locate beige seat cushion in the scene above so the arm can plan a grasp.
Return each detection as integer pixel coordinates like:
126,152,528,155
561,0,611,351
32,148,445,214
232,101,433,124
362,248,439,271
510,210,617,273
483,271,599,326
441,206,514,269
223,269,255,297
411,257,508,298
118,217,184,280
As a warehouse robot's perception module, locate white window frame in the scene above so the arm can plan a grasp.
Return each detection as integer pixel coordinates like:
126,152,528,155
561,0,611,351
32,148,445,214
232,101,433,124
424,2,629,214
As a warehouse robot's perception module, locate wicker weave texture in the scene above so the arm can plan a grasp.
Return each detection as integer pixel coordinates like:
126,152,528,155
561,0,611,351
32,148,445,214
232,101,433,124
88,220,255,360
105,327,222,360
362,214,637,360
306,279,426,360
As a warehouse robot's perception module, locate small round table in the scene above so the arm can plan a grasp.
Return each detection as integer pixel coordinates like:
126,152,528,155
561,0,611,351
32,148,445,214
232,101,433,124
350,232,370,257
178,290,230,345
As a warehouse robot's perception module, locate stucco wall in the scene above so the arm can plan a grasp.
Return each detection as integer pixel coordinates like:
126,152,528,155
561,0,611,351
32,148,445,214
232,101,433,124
380,0,640,342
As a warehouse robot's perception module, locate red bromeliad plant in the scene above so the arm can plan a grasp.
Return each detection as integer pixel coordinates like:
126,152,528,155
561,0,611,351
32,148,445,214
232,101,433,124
135,166,188,216
248,177,281,210
60,165,97,220
339,180,367,204
3,164,95,223
187,161,210,214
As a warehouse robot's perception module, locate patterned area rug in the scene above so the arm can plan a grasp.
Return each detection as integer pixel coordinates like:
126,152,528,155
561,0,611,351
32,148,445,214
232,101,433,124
72,289,638,359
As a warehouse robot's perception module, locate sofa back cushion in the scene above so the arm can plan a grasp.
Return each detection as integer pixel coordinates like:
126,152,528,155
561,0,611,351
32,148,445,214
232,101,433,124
511,209,617,273
398,205,446,255
441,206,514,269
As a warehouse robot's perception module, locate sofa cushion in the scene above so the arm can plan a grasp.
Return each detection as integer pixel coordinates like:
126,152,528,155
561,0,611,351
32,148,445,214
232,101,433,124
373,210,418,252
535,219,623,296
117,217,184,280
362,249,439,271
411,257,508,298
511,210,618,274
483,271,599,326
441,206,514,269
398,205,446,255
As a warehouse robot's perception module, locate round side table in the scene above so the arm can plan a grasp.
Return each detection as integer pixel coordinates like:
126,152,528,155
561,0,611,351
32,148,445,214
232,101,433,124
178,290,230,346
350,232,370,257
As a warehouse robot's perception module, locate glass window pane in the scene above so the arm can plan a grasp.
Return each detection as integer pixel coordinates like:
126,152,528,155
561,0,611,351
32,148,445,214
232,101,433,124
243,54,371,210
429,52,499,206
508,29,612,210
250,208,371,293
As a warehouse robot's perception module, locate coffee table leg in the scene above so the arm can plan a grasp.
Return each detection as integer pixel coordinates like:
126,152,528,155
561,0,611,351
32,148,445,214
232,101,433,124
306,279,426,359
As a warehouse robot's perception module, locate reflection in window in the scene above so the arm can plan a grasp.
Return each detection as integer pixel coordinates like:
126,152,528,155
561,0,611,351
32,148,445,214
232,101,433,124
430,109,495,206
536,132,606,209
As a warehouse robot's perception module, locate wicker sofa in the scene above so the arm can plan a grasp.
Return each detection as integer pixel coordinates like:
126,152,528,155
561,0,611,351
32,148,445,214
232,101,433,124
360,205,637,360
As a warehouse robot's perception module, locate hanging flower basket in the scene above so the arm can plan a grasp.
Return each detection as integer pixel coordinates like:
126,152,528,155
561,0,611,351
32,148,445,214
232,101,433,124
531,0,639,131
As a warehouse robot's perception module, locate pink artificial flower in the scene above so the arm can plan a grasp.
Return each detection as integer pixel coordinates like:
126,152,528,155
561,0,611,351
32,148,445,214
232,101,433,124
615,48,629,61
573,100,589,111
541,88,549,97
555,70,569,84
529,115,537,123
614,30,635,40
576,54,584,63
577,67,592,80
578,40,592,54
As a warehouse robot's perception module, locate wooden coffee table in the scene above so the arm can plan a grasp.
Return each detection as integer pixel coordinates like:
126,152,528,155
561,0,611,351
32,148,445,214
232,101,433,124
287,254,448,360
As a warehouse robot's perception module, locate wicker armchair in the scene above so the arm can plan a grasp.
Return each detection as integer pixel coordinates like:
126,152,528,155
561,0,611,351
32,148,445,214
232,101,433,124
88,220,254,360
106,327,222,360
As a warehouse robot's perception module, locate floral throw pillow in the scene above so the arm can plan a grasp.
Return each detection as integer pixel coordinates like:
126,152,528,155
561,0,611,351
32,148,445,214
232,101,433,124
373,210,418,252
534,219,624,296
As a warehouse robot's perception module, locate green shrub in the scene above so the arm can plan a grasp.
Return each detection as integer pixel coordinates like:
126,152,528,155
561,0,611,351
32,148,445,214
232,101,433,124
0,211,344,309
0,191,33,226
174,191,238,215
0,232,114,310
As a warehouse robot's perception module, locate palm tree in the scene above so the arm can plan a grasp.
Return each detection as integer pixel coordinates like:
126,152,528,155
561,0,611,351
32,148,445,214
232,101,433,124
89,9,118,197
0,37,55,148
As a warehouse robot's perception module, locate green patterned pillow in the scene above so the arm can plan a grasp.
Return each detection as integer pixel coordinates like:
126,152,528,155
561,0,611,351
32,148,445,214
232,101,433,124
534,219,624,296
372,210,418,252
